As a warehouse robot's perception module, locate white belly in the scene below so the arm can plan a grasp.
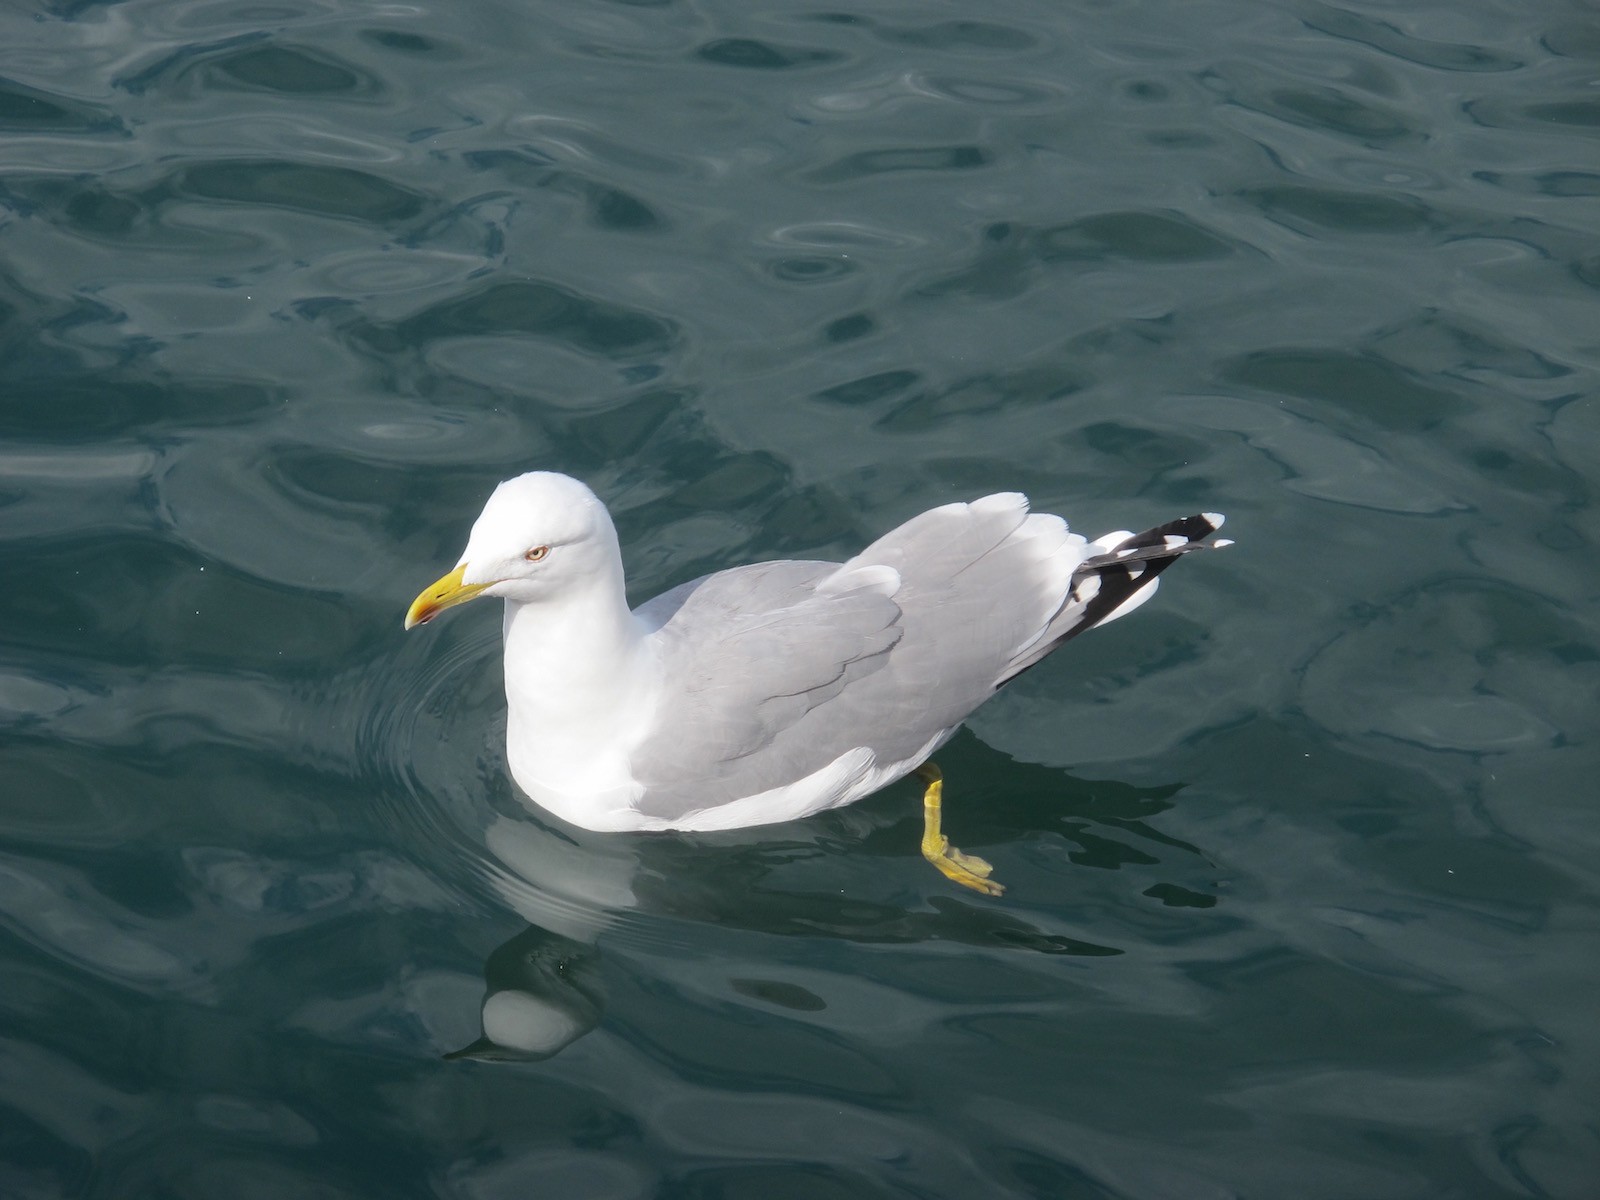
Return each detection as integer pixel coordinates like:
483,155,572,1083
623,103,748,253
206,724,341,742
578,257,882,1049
505,729,958,834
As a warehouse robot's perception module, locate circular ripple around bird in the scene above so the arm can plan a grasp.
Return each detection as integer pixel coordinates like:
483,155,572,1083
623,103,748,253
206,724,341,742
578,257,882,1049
350,617,704,955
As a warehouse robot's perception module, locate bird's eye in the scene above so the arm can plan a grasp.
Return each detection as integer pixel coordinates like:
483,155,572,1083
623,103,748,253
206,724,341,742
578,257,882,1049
524,545,549,562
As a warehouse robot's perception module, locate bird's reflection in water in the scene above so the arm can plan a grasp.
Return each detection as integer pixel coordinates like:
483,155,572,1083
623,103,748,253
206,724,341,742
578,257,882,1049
449,748,1206,1061
444,925,604,1062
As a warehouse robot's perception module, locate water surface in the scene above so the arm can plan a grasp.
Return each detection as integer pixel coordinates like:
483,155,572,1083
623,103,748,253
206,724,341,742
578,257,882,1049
2,0,1597,1196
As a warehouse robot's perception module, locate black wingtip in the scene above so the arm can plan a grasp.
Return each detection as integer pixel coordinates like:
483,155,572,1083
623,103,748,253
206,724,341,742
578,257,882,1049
1058,511,1229,640
1072,512,1229,576
1122,511,1226,550
992,510,1229,684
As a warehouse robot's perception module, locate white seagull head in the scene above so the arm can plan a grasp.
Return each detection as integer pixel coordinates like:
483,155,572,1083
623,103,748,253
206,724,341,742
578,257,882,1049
405,471,622,626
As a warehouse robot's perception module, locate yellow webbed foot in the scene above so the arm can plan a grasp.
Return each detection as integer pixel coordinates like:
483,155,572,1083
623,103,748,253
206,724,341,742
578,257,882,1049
916,762,1005,897
922,834,1005,896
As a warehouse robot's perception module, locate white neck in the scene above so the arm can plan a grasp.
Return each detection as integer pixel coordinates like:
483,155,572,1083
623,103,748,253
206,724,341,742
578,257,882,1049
499,570,658,822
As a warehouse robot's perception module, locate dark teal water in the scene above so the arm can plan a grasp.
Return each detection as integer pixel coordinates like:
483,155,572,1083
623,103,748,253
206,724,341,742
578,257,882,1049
3,0,1598,1196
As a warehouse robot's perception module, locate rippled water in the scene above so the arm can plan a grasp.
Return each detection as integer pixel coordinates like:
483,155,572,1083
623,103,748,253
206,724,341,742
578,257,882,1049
4,0,1598,1196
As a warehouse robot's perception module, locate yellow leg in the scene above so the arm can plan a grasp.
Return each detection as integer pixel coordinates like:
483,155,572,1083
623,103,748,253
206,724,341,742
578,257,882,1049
916,762,1004,897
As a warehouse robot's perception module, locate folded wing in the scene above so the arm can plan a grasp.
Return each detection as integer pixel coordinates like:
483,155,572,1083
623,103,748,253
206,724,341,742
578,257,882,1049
628,496,1226,824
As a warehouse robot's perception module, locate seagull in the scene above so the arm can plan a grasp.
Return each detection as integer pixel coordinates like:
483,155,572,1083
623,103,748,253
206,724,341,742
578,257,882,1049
406,472,1229,896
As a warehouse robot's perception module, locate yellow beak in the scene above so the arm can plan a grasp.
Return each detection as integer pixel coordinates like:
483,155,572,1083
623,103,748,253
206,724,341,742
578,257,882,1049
405,564,492,630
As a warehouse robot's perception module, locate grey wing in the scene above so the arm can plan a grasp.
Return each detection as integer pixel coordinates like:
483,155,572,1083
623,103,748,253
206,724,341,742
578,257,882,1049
822,492,1089,734
630,495,1091,820
629,559,905,818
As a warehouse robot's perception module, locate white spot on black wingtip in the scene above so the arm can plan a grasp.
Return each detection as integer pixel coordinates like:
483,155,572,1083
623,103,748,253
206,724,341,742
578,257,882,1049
1006,505,1232,682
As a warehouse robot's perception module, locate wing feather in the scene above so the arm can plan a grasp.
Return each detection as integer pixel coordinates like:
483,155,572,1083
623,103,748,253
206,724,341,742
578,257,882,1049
629,561,902,817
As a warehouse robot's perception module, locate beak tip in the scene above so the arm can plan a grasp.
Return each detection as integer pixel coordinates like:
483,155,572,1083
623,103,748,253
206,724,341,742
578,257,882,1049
404,563,485,632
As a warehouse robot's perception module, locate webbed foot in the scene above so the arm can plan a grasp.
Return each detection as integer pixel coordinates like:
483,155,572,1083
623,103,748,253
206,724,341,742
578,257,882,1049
916,762,1005,897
